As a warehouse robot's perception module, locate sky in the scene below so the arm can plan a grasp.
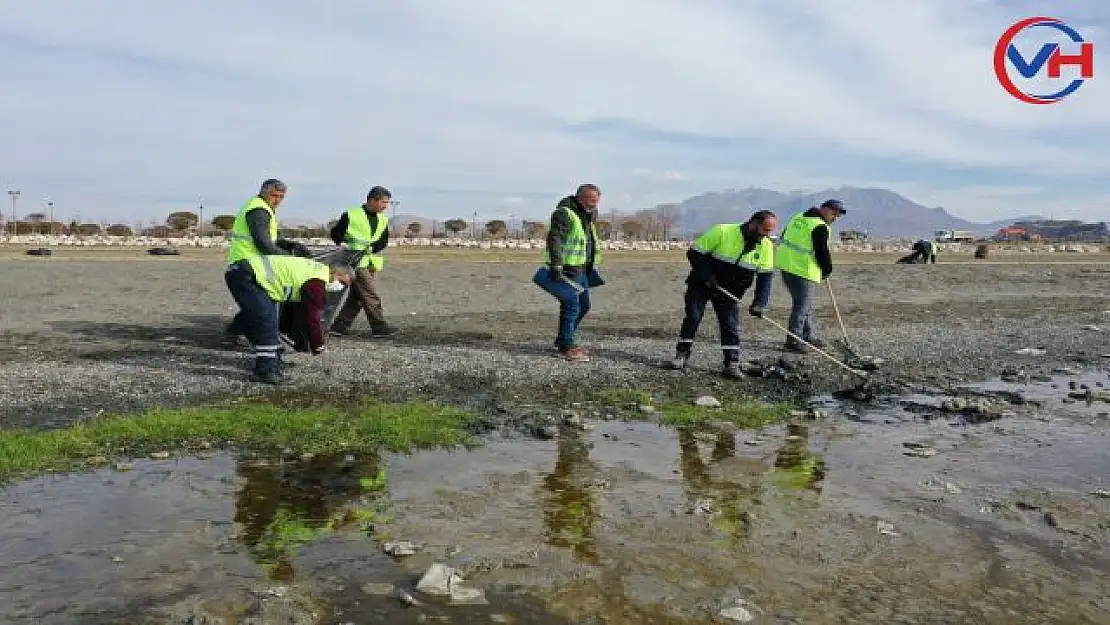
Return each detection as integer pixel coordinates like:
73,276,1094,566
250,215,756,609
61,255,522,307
0,0,1108,226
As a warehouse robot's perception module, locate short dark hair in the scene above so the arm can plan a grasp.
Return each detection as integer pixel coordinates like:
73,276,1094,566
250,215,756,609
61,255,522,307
259,178,286,195
576,183,600,196
750,210,776,223
367,186,392,201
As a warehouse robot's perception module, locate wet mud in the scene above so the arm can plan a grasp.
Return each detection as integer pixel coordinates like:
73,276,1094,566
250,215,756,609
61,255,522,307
3,373,1110,624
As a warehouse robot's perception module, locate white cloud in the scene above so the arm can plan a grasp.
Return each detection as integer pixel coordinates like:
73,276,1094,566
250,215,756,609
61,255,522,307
0,0,1106,224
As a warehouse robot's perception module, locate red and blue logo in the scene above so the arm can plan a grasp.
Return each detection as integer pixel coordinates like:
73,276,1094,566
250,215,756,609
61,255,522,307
993,16,1094,104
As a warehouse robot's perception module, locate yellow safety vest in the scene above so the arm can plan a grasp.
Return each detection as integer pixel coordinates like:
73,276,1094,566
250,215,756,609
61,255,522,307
544,207,603,267
247,255,330,303
692,224,774,273
344,207,389,270
227,196,277,265
774,214,826,282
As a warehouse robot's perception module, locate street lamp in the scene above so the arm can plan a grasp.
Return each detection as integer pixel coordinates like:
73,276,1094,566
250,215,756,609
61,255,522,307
7,189,19,236
198,200,205,236
46,199,54,235
389,199,400,234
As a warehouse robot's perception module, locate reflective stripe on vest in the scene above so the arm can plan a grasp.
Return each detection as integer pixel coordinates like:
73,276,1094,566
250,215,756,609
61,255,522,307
247,255,330,303
692,224,775,274
227,196,277,265
344,207,388,270
774,214,825,283
544,207,603,267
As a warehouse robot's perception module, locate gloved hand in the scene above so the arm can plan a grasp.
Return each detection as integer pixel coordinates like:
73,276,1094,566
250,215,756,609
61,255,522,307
748,305,764,318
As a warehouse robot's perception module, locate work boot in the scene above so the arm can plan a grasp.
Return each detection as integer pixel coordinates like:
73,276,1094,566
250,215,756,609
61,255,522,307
669,349,690,370
559,346,590,362
723,361,742,379
783,341,807,354
252,370,284,385
371,323,400,338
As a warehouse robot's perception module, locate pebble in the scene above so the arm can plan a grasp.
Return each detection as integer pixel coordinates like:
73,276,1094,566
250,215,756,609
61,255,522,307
694,396,721,408
719,605,755,622
876,521,899,536
149,451,171,460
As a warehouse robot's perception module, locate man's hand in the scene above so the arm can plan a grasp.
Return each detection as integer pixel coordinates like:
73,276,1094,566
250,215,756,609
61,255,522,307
748,305,764,318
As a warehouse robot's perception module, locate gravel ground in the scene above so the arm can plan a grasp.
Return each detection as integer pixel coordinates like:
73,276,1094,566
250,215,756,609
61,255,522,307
2,248,1109,429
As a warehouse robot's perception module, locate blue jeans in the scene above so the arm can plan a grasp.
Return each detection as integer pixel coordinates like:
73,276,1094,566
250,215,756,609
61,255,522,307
676,285,741,363
781,271,818,344
225,262,283,375
533,268,591,349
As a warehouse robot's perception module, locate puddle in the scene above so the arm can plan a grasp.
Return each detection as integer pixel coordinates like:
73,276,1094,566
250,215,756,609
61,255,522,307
3,382,1110,624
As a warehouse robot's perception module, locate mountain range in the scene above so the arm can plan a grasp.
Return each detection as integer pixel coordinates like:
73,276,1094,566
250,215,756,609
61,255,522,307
290,186,1043,239
673,186,1041,238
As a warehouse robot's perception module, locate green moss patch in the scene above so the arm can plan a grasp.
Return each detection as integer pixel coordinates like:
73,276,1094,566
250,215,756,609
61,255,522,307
0,401,474,485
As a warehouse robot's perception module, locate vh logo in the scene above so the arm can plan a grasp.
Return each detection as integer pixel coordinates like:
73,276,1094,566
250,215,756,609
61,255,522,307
993,16,1094,104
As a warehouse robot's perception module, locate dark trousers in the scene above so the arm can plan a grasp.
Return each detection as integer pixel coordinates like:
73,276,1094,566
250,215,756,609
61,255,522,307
782,271,818,345
676,285,740,363
225,262,283,375
332,267,386,332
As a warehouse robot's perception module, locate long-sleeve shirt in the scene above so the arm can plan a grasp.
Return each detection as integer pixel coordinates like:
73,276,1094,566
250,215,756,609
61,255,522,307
546,195,598,273
803,208,834,279
245,207,286,255
329,207,390,254
686,223,773,308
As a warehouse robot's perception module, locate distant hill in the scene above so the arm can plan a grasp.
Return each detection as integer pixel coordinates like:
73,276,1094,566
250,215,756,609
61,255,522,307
677,186,1042,238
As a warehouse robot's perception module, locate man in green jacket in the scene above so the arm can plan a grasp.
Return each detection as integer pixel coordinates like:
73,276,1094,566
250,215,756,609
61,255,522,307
328,186,399,337
774,199,845,353
223,178,311,345
225,254,352,384
537,184,603,362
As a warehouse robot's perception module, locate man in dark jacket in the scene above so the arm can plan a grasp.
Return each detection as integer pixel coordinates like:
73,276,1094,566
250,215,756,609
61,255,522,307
327,186,398,337
669,211,778,378
897,239,937,264
223,179,312,346
774,199,845,353
539,184,603,362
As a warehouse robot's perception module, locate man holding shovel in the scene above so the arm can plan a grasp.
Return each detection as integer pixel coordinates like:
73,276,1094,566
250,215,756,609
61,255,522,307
533,184,605,362
668,211,778,378
774,199,845,354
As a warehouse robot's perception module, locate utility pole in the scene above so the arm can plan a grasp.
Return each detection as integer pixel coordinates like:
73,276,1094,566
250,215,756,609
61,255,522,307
7,189,19,236
198,199,204,236
46,199,54,235
471,211,477,239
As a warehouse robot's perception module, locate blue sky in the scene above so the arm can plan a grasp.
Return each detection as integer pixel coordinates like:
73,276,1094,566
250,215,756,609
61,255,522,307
0,0,1107,226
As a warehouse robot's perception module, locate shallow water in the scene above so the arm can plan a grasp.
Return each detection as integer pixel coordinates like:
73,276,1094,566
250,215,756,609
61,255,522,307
3,376,1110,624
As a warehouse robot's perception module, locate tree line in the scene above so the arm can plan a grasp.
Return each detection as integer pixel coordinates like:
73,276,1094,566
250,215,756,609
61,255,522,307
5,203,685,240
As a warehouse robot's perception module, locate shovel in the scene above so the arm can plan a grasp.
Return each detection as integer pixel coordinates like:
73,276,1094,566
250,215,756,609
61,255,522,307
714,286,868,378
824,279,882,371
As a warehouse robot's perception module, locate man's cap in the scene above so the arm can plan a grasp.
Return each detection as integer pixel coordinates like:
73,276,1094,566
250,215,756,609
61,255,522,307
820,199,846,214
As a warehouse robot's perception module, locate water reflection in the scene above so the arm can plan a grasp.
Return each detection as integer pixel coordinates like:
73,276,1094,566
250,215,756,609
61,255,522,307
233,452,386,581
541,431,601,564
770,423,826,492
677,427,761,546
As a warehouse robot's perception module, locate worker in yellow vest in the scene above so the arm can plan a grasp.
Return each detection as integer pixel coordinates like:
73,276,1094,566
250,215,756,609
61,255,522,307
533,184,605,362
669,211,778,378
773,199,846,354
225,254,352,384
327,186,399,337
223,178,311,344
